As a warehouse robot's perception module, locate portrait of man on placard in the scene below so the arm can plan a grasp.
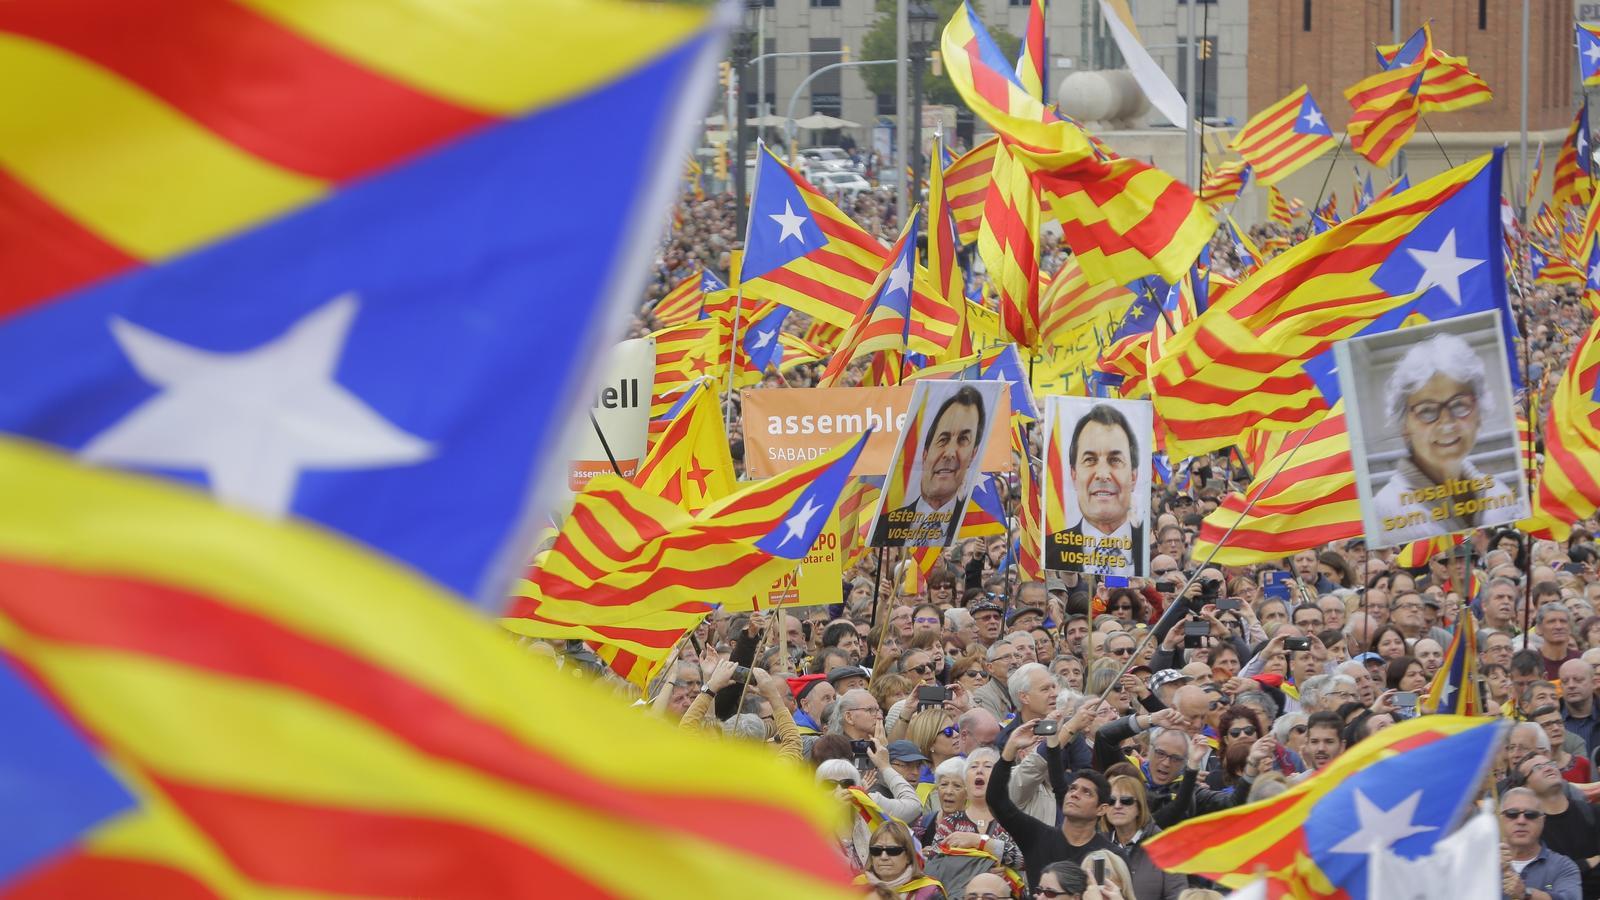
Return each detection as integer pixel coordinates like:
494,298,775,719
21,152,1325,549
1043,397,1152,576
869,381,1000,548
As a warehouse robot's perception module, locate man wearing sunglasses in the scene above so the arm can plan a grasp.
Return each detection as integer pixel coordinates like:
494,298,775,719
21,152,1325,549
1517,754,1600,900
1498,786,1580,900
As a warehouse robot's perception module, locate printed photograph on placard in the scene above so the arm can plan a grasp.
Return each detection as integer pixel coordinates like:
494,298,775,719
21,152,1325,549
1041,396,1154,577
866,380,1003,548
1334,311,1530,549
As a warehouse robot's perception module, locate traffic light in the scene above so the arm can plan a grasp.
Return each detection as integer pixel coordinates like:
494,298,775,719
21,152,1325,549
930,50,943,76
841,45,850,63
718,60,732,87
1198,39,1214,60
713,143,728,180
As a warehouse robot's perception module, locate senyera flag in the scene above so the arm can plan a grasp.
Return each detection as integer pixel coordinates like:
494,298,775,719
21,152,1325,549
0,1,859,895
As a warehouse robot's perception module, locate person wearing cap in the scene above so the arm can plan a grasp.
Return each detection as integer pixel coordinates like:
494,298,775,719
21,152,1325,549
829,665,871,696
970,598,1006,646
1148,669,1192,711
1008,606,1046,634
791,674,836,737
887,739,932,797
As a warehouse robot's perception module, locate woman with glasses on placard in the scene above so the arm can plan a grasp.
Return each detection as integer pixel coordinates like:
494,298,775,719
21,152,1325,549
1370,332,1520,546
931,747,1026,881
1097,773,1190,900
853,819,949,898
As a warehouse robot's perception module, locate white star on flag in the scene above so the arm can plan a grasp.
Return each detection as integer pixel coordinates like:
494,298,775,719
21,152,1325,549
770,201,808,243
775,496,822,549
751,326,777,349
1405,229,1485,306
1328,789,1435,856
81,293,433,518
885,255,912,298
1436,678,1456,707
1586,41,1600,66
1589,258,1600,286
1303,107,1325,130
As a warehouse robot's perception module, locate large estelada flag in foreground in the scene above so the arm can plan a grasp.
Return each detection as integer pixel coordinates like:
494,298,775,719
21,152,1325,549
1145,716,1504,898
0,1,856,894
0,0,725,607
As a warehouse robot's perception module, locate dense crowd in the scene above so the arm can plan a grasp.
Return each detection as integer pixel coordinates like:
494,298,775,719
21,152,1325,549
592,175,1600,900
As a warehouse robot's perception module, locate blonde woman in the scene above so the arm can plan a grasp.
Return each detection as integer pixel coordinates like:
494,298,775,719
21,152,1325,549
1099,773,1188,900
1080,849,1136,900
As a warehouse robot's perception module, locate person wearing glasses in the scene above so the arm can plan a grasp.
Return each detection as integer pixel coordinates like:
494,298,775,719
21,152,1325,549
1516,753,1600,900
1497,786,1581,900
1035,862,1091,900
853,820,949,898
1370,332,1522,546
905,708,961,790
1098,773,1189,900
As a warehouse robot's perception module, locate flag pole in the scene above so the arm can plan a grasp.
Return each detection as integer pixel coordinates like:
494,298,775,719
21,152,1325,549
1093,422,1323,707
589,411,625,477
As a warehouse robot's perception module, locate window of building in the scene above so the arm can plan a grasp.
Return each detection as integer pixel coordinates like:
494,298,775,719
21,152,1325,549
809,37,843,116
810,0,840,7
1303,0,1312,32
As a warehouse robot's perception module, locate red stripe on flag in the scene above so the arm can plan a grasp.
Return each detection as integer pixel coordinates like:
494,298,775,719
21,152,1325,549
0,559,847,879
0,169,141,320
155,778,617,899
5,852,220,900
0,0,495,182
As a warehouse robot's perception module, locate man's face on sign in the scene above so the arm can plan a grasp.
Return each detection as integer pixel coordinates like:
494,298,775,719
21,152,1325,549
920,401,980,510
1071,421,1134,532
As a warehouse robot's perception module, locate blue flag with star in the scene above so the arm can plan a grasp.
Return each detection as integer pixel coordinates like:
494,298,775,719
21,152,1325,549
1307,149,1519,403
743,144,828,282
979,344,1039,420
1109,291,1159,343
1296,91,1333,137
754,432,870,558
1580,24,1600,86
0,23,722,607
742,304,791,373
1302,719,1505,900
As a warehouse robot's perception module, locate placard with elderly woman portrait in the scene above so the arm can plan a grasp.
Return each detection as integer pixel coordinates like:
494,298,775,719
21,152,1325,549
1334,311,1529,549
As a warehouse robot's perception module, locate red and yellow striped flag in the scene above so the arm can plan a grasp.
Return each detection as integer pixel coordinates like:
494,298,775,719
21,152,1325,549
1189,408,1361,566
1015,0,1046,100
1267,186,1295,226
1013,417,1045,580
928,136,971,360
1038,258,1135,349
1199,160,1251,209
1551,99,1593,215
1229,86,1337,186
818,216,923,385
944,136,1000,244
1536,316,1600,528
944,3,1216,286
980,139,1045,349
0,438,853,898
1345,63,1424,167
1376,23,1491,115
634,378,738,512
653,270,704,325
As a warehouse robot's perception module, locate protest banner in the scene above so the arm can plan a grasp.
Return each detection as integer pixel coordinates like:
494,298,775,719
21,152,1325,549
741,384,1010,478
564,336,654,493
759,507,844,608
866,380,1006,548
1334,312,1530,549
1041,395,1155,576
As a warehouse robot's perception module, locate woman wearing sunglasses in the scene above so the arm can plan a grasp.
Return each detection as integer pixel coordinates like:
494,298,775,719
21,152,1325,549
1098,774,1189,900
1205,706,1269,789
854,820,949,898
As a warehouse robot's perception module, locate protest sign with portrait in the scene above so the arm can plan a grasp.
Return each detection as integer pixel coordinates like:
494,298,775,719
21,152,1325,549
866,380,1004,548
1041,396,1154,576
1334,311,1530,549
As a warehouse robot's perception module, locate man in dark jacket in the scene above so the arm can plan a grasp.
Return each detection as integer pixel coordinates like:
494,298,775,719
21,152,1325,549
991,721,1125,887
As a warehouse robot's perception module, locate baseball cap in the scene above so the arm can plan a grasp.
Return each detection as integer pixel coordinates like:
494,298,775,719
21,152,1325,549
1352,652,1384,666
1148,669,1192,692
970,598,1006,617
1046,576,1069,593
886,740,929,764
826,665,869,687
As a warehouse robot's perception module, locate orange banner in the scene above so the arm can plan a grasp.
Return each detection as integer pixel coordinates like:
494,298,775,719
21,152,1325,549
741,385,1011,478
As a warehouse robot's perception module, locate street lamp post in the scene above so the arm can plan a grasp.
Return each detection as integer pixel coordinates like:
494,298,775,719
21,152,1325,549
907,1,938,212
731,8,757,237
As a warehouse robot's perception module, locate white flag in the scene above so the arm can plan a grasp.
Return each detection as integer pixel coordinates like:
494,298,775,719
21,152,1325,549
1367,807,1500,900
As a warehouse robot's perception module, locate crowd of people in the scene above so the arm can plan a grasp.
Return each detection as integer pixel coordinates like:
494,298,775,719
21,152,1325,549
599,157,1600,899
